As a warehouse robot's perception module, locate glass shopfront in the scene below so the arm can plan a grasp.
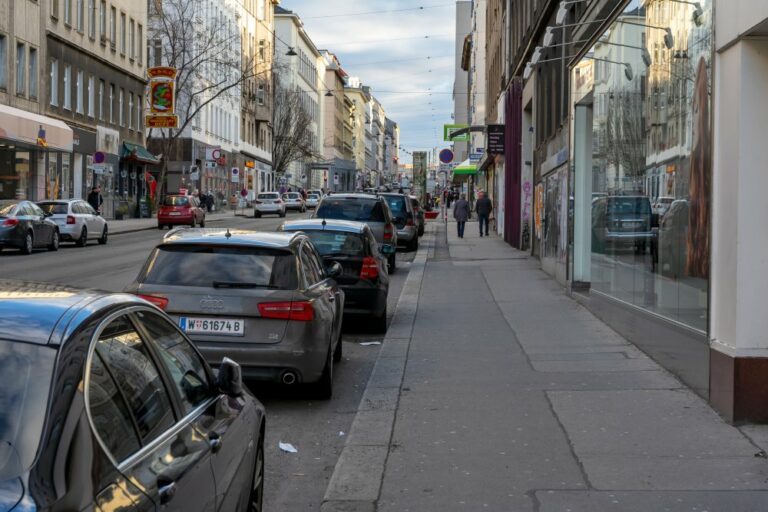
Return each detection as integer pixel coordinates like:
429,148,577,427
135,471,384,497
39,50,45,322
571,0,713,332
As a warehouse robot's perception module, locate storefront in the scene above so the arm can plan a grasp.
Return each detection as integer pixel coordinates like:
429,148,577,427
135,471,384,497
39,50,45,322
568,0,713,396
0,104,73,201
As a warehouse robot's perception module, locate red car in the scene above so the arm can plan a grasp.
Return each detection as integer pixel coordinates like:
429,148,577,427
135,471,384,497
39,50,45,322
157,194,206,229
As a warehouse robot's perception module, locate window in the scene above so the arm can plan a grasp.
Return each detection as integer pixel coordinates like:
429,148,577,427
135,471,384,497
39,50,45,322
258,39,265,61
63,65,71,109
300,245,323,285
94,316,175,443
99,0,106,41
50,0,59,19
257,83,265,105
64,0,71,25
76,0,84,32
128,91,133,129
256,0,265,20
88,351,141,462
135,311,212,414
98,79,104,120
118,88,124,125
109,6,116,50
137,24,143,64
137,95,142,130
0,35,6,89
88,0,95,38
76,70,83,114
152,38,162,67
129,19,134,59
108,83,114,122
28,47,37,98
15,41,25,95
119,12,126,55
49,59,58,105
87,75,94,117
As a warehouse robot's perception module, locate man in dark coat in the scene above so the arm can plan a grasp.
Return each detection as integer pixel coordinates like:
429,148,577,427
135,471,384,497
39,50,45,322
475,191,493,237
87,186,103,213
453,193,470,239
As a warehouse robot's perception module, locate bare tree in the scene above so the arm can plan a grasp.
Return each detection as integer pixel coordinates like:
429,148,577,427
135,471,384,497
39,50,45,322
272,75,315,178
604,91,646,191
146,0,265,205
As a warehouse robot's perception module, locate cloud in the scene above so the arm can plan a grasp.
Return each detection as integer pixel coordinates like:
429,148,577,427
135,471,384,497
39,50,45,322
281,0,458,161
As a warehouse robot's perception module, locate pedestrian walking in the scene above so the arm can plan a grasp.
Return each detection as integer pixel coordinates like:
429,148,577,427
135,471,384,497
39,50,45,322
453,193,470,238
87,186,103,213
475,191,493,237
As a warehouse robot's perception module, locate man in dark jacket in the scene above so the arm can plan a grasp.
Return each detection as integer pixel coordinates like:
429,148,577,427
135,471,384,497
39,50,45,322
87,186,103,213
475,191,493,237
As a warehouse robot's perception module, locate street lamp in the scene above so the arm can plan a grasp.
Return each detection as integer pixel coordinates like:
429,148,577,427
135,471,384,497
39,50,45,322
540,38,653,67
556,0,587,25
286,47,298,56
667,0,704,27
552,18,674,50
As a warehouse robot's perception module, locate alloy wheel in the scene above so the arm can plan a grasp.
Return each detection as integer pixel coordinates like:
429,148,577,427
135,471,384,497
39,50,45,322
250,441,264,512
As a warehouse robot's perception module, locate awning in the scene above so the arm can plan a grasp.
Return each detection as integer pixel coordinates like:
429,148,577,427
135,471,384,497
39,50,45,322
452,159,478,175
0,104,73,152
121,142,161,164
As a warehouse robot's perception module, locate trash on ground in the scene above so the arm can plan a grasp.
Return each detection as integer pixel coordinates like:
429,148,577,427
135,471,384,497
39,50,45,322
279,442,298,453
359,341,382,346
339,431,346,436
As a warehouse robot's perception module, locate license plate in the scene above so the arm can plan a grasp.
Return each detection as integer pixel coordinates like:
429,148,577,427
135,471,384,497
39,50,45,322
180,317,245,336
169,212,181,216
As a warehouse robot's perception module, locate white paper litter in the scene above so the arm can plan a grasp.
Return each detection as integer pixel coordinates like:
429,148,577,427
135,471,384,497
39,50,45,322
279,442,298,453
339,431,346,437
359,341,382,346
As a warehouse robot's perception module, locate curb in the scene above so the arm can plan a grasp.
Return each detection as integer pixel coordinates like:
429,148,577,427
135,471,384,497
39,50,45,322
321,224,434,511
109,214,237,236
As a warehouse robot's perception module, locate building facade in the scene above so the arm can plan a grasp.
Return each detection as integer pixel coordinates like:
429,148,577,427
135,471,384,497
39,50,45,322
453,1,471,166
320,50,355,192
344,77,370,189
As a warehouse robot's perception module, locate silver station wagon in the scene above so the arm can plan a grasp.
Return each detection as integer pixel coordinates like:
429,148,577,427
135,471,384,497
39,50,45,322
126,229,345,398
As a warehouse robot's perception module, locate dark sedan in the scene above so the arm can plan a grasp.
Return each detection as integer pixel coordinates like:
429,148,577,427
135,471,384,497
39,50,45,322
0,280,266,511
0,200,60,254
281,219,391,333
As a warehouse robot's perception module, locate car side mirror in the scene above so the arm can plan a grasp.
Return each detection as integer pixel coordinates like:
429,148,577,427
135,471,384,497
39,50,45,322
326,261,342,279
217,357,244,397
380,244,396,255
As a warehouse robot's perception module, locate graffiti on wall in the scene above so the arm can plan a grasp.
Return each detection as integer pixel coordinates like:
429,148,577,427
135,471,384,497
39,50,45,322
534,183,544,240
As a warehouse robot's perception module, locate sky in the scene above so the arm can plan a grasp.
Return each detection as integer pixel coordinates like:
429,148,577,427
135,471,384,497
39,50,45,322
279,1,459,164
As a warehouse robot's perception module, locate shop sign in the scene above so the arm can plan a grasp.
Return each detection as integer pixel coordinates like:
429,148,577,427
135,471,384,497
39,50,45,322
145,115,179,128
149,81,175,114
147,67,178,80
245,160,255,168
443,124,469,142
486,124,505,155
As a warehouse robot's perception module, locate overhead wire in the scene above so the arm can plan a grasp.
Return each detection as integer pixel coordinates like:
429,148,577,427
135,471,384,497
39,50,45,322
302,3,454,19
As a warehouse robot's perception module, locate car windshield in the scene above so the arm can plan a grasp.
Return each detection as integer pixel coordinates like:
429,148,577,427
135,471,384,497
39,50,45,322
164,196,189,207
315,198,386,222
606,197,651,216
37,202,69,215
0,340,57,480
0,202,17,216
308,195,319,200
140,245,298,289
304,231,365,257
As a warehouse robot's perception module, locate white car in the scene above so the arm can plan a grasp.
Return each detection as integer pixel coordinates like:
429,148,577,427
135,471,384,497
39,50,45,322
37,199,108,246
282,192,306,212
306,194,320,209
254,192,286,218
652,196,675,217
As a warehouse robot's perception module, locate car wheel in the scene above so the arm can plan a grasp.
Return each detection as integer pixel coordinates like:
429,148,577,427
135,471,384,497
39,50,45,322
254,211,262,218
191,217,196,228
48,230,60,251
388,254,396,274
407,237,419,252
333,330,343,363
98,225,108,245
248,436,264,512
373,305,388,334
315,345,333,400
21,232,33,255
418,226,425,237
279,210,286,218
77,227,88,247
157,224,164,230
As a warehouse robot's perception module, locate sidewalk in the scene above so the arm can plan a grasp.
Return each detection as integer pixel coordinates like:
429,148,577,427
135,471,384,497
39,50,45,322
109,208,244,235
324,219,768,511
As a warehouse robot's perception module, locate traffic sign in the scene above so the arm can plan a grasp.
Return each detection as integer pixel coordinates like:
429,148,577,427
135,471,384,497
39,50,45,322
206,147,223,161
231,167,240,183
439,148,454,164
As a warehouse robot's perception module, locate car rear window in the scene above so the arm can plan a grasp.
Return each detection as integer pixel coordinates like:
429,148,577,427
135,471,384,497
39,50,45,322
163,196,189,207
140,245,298,289
607,197,651,215
258,193,279,200
304,231,365,257
383,196,407,215
38,202,69,215
316,198,386,222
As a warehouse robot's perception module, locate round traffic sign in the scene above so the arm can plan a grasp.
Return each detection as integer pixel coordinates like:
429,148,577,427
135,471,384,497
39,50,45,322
439,149,454,164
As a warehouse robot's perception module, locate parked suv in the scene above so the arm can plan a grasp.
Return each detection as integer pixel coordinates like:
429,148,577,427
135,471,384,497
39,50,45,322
592,195,655,254
254,192,287,218
379,192,419,251
282,192,307,212
313,193,399,272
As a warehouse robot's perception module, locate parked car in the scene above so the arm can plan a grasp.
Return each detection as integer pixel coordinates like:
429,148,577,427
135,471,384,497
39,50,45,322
281,219,392,332
0,280,266,511
254,192,287,218
306,193,321,209
379,192,419,251
38,199,108,246
282,192,307,212
652,196,675,218
307,189,324,199
126,229,345,398
0,200,60,254
158,194,206,229
657,199,689,278
591,195,655,254
313,193,398,273
409,195,425,237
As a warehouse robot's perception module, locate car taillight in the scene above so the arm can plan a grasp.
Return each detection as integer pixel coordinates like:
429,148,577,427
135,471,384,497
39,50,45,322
1,218,19,227
360,256,379,280
406,216,414,226
254,200,262,204
66,215,76,224
383,224,394,241
276,199,282,204
137,294,169,310
259,301,314,321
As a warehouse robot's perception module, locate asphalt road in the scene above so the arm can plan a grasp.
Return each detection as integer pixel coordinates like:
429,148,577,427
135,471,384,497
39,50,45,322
0,211,416,510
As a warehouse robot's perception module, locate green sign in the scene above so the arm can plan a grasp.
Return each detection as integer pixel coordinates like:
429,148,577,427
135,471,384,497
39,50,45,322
443,124,469,142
